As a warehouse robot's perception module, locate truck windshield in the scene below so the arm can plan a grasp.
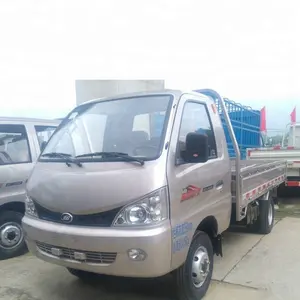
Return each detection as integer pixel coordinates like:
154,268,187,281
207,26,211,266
39,95,173,162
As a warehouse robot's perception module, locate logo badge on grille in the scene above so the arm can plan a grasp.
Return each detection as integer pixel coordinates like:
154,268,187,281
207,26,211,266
61,212,73,223
51,247,63,256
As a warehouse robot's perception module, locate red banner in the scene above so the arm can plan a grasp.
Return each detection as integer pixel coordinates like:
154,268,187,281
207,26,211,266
260,106,266,132
290,107,296,124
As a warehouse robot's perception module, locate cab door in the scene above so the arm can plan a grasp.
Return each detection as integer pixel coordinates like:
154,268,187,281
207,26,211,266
0,123,35,205
166,93,231,269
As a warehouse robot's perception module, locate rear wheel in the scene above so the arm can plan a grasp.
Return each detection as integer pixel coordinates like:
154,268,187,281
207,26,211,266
254,194,275,234
172,231,213,300
0,211,27,260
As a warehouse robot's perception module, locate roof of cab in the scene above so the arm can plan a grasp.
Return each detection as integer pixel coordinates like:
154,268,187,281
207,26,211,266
0,116,60,125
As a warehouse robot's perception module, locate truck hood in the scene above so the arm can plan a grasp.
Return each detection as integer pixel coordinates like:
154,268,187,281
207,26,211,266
26,161,166,214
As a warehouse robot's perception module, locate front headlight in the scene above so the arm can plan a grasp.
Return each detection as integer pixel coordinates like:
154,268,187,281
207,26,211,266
25,195,38,218
113,187,169,227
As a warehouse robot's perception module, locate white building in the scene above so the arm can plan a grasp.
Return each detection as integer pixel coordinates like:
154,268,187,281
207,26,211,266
75,80,165,105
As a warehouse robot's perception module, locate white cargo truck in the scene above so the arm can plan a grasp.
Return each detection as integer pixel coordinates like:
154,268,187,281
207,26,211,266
247,123,300,190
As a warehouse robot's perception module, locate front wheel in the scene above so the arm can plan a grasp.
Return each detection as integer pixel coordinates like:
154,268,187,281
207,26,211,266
173,231,213,300
0,211,28,260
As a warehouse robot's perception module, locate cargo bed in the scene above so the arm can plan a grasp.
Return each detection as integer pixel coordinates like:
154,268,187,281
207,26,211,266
231,159,286,207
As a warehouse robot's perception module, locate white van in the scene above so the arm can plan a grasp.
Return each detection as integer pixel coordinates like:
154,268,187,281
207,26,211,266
0,117,58,259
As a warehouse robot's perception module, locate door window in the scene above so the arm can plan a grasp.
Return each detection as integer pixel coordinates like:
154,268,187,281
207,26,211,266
0,124,31,165
177,102,217,161
34,125,57,150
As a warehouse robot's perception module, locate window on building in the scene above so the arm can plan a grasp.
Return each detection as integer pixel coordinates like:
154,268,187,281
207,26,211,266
133,113,151,138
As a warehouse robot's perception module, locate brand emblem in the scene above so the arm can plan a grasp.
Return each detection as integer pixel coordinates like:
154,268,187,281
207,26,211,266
181,185,201,202
61,212,73,223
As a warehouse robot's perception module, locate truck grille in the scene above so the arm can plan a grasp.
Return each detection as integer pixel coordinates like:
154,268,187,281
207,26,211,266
36,241,117,264
34,201,121,227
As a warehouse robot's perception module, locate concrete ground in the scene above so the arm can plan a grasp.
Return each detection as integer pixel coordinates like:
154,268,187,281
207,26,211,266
0,217,299,300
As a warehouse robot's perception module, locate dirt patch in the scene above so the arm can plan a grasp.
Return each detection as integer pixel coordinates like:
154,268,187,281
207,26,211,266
0,287,40,300
275,197,300,218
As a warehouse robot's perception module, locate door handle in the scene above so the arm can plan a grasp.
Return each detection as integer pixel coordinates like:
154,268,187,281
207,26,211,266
215,180,224,191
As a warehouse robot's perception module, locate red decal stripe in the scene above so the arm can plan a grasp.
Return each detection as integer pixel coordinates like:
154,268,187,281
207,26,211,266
286,181,300,187
244,174,285,202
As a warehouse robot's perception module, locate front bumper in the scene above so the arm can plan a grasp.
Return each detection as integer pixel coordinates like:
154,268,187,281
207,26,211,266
22,216,172,278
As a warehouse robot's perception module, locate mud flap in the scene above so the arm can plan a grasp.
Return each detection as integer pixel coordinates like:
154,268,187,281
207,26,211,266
213,234,223,257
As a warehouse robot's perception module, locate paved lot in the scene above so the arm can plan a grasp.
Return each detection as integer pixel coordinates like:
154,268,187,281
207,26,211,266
1,217,300,299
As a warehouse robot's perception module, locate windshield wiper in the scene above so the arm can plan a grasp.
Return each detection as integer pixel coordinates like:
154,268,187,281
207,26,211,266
41,152,82,167
75,152,145,166
41,152,73,158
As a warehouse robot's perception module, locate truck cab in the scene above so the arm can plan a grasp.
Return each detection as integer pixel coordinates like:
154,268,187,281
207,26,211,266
284,123,300,148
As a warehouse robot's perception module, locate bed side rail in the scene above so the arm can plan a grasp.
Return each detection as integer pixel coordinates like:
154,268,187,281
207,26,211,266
240,160,286,204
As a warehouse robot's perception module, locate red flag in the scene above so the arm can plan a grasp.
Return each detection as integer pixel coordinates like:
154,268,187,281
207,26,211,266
260,106,266,132
290,107,296,124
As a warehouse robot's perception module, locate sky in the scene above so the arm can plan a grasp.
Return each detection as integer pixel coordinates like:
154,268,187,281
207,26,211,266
0,0,299,131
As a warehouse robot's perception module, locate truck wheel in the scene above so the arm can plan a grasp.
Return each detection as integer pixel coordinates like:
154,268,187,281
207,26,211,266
0,211,28,260
67,268,100,282
173,231,213,300
255,196,275,234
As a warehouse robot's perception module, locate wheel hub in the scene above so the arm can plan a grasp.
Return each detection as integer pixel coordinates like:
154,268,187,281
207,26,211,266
268,202,273,226
191,246,210,288
0,223,23,248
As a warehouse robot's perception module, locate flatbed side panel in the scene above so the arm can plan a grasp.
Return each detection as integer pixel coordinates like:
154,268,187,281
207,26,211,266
231,160,287,207
231,159,286,174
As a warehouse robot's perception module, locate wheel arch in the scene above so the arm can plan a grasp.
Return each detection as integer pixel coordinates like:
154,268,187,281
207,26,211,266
195,216,218,239
195,216,221,256
0,201,25,215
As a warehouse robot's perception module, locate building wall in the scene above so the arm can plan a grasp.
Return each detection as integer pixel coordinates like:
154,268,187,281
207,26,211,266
75,80,165,105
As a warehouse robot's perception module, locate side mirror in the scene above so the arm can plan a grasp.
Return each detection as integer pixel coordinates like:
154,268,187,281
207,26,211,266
182,132,209,163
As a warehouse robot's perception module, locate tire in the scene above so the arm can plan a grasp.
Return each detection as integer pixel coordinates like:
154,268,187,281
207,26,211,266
173,231,213,300
67,268,100,282
0,210,28,260
255,196,275,234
